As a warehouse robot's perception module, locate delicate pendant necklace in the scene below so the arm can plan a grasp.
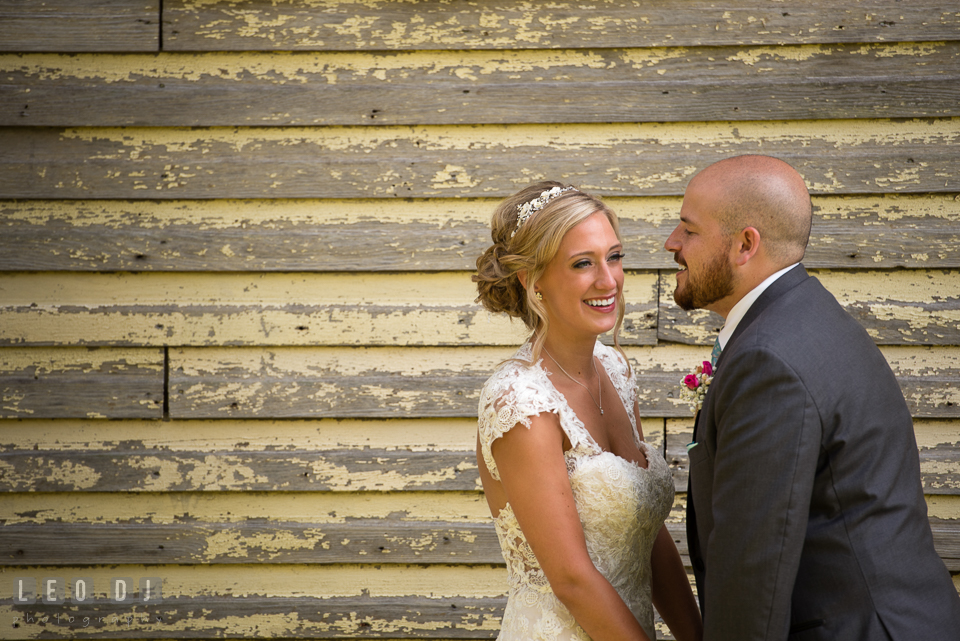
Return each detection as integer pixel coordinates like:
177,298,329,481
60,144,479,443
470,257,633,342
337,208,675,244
543,347,603,415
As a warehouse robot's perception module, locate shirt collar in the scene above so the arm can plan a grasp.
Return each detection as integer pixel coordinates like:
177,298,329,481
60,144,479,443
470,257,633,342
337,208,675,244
717,263,799,350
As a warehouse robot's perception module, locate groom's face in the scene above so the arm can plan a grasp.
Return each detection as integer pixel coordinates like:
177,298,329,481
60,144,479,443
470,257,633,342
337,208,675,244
665,179,736,312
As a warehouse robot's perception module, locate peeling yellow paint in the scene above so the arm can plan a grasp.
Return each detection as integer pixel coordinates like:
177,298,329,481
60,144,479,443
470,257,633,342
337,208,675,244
927,495,960,520
852,41,945,58
878,346,960,376
726,44,832,66
0,46,780,84
0,417,478,452
53,118,960,158
4,193,956,231
0,564,508,598
0,271,655,346
818,270,960,305
0,489,489,524
0,458,101,491
202,528,323,560
430,164,481,190
914,419,960,450
0,347,163,374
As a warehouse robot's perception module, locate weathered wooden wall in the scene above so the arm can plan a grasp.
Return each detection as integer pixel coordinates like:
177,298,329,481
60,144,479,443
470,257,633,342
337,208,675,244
1,1,958,639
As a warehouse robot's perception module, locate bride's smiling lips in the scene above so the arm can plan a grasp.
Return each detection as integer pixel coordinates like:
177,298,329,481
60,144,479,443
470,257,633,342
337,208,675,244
585,294,617,312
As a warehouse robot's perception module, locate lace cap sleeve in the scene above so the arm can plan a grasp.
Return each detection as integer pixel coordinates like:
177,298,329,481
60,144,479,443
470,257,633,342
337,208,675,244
477,351,569,482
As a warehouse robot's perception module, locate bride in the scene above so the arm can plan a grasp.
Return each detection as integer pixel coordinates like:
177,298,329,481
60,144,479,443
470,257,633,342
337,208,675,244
473,182,703,641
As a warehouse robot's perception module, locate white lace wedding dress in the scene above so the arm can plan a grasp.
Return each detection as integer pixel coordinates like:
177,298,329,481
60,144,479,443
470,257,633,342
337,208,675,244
478,341,675,641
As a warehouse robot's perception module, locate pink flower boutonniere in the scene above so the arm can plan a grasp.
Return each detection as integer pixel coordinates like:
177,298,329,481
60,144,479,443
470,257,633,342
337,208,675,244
680,360,714,414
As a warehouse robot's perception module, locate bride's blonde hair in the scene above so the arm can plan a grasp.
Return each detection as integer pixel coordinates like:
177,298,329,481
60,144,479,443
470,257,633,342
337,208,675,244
472,181,629,369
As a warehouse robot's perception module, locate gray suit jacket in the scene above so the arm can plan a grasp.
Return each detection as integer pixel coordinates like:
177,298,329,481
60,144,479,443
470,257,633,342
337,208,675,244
686,264,960,640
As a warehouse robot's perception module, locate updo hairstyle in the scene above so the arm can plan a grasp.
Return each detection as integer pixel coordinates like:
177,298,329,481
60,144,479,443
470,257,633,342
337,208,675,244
472,181,629,366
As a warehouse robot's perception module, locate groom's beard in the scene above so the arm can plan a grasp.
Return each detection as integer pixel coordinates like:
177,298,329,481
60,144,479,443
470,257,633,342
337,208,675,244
674,247,735,311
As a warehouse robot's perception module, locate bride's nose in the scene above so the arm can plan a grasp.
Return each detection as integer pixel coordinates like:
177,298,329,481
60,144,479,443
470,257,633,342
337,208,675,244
595,262,617,290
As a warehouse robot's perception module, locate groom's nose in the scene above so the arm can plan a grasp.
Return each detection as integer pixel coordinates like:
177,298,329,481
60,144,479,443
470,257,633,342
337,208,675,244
664,225,682,253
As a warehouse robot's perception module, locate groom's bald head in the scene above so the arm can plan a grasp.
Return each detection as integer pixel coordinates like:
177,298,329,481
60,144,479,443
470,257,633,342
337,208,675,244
692,155,812,267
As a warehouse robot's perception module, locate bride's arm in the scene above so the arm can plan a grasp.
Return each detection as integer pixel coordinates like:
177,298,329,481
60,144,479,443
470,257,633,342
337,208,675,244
492,412,652,641
651,525,703,641
634,398,702,641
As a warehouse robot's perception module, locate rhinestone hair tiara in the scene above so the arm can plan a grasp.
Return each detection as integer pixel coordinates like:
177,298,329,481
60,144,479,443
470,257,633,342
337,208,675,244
511,186,577,238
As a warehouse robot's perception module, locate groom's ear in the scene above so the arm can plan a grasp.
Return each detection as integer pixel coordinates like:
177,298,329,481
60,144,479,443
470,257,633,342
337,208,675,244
734,226,762,266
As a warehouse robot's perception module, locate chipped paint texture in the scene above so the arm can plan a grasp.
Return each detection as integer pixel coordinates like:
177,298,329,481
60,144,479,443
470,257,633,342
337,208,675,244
0,489,490,524
0,271,656,346
0,565,508,598
928,495,960,520
0,347,162,374
51,118,960,156
0,418,477,452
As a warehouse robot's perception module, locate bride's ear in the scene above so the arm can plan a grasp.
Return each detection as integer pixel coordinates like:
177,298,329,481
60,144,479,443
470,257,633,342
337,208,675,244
518,270,528,290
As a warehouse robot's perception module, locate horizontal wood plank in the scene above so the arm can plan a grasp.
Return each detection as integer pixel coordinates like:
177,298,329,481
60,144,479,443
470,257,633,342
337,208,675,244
2,438,953,495
162,0,960,51
165,345,703,419
658,269,960,346
7,518,954,571
3,595,504,639
0,271,654,347
1,121,958,199
0,348,163,419
4,44,959,126
2,195,957,272
1,346,955,421
0,521,501,565
167,346,960,420
0,449,481,492
1,269,956,347
0,0,159,52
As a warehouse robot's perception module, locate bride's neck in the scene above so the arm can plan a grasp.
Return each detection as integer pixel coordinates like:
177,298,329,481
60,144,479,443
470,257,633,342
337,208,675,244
539,336,597,377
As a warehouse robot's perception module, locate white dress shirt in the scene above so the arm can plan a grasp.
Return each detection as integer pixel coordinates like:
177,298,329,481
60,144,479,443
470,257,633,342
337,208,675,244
717,263,799,350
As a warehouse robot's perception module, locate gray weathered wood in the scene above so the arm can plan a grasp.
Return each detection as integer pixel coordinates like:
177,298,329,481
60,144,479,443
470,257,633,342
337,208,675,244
930,518,960,572
0,0,159,52
5,43,959,126
665,425,960,495
162,0,960,51
922,439,960,496
0,521,502,565
804,201,960,270
2,123,958,199
658,270,960,346
2,197,958,272
167,346,960,420
0,348,163,419
0,300,656,347
6,595,505,638
0,449,481,492
166,348,695,419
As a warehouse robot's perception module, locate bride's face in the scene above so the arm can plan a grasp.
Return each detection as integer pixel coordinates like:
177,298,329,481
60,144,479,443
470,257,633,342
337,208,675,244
534,212,624,341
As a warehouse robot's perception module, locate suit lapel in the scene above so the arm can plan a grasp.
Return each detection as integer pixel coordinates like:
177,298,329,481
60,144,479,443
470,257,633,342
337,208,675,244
713,264,809,372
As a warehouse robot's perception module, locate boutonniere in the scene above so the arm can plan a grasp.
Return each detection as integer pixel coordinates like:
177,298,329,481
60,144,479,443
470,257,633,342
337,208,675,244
680,360,714,414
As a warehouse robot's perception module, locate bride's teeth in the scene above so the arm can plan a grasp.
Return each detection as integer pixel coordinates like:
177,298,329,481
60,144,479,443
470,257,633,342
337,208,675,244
586,297,615,307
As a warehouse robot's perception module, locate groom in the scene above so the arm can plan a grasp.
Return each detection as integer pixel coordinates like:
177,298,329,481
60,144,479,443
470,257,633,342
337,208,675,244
665,155,960,640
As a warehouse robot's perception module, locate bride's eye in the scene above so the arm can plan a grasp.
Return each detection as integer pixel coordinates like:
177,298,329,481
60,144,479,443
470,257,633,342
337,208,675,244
573,259,592,269
609,252,625,262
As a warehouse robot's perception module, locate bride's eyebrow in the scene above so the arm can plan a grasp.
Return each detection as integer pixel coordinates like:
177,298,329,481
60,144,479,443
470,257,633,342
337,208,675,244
565,244,622,260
